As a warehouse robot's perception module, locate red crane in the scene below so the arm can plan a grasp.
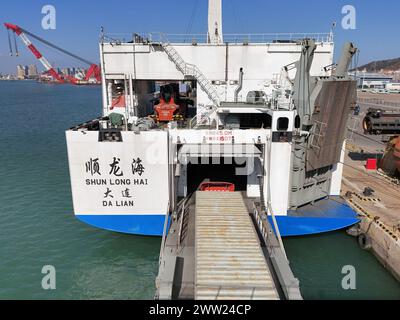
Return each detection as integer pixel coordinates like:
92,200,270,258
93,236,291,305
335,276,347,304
4,22,101,84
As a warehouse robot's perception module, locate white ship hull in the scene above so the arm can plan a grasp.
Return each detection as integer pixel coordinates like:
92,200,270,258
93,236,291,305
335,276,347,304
66,2,359,236
67,127,358,236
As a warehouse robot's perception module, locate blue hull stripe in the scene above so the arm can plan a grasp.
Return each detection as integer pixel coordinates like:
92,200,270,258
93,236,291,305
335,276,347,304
76,213,359,237
268,216,360,237
76,214,166,236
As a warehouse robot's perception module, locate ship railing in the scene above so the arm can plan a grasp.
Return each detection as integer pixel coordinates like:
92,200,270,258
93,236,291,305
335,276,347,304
227,94,271,106
189,106,219,129
177,195,192,248
152,32,333,44
101,32,333,45
188,114,198,129
252,202,275,247
251,202,302,300
158,201,170,267
358,97,400,109
252,202,287,259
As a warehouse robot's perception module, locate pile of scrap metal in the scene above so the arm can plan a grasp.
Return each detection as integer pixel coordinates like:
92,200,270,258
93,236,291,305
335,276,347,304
380,136,400,177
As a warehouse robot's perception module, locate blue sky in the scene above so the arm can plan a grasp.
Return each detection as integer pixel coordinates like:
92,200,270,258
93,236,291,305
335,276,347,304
0,0,399,73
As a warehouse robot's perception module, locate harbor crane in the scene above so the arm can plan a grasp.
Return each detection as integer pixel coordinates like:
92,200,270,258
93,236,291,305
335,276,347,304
4,22,101,84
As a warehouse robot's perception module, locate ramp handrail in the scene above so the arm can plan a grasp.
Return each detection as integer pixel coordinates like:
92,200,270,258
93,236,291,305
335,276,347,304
251,203,302,300
252,202,275,245
176,193,194,248
177,198,188,247
158,201,170,267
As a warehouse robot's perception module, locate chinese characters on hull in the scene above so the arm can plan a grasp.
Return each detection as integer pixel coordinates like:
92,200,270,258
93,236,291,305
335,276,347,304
132,158,145,176
104,187,113,198
85,158,101,175
84,156,147,208
109,157,123,176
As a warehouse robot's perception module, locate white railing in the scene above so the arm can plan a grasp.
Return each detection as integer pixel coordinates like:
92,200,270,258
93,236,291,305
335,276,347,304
153,32,333,44
102,32,333,44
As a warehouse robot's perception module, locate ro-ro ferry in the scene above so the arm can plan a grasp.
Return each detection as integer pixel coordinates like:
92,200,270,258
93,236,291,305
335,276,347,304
66,0,359,236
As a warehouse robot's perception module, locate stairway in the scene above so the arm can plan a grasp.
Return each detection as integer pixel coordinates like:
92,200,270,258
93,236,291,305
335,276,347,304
160,35,220,109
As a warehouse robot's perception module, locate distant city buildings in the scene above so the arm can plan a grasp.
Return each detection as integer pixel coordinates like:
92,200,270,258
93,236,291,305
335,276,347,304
16,64,39,79
386,70,400,82
355,67,400,83
28,64,38,78
60,67,87,79
17,65,26,79
0,73,17,80
350,71,400,92
1,64,89,81
353,72,393,89
61,68,71,76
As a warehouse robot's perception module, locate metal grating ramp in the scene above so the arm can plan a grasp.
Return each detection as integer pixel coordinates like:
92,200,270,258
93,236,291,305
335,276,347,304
195,191,279,300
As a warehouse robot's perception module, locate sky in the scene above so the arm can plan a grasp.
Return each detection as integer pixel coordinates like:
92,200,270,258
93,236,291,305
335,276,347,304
0,0,399,74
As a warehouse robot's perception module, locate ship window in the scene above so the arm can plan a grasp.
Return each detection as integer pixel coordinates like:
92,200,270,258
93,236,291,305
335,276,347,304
223,113,272,129
277,117,289,131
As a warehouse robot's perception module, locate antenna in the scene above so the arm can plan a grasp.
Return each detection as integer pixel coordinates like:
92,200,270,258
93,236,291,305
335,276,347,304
207,0,223,44
329,21,336,42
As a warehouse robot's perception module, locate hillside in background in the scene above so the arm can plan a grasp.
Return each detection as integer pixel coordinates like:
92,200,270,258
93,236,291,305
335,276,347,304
355,57,400,72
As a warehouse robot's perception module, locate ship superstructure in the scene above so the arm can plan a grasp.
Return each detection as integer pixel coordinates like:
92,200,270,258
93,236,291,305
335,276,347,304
66,0,359,236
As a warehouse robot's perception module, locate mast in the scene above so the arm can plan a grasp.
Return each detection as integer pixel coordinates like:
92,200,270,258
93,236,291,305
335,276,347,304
207,0,223,44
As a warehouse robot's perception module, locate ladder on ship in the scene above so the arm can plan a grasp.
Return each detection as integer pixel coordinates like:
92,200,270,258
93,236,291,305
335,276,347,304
159,34,220,127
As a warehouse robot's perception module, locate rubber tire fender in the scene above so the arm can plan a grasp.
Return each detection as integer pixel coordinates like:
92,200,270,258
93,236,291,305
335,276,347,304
358,233,372,250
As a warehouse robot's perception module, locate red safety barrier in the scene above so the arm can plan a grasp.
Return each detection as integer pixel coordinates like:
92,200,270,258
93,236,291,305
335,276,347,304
199,182,235,192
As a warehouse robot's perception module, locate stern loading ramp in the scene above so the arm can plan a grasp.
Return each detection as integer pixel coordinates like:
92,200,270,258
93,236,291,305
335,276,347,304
156,190,302,300
195,191,278,299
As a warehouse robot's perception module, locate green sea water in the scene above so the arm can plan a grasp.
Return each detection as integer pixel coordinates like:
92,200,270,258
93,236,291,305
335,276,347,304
0,80,399,299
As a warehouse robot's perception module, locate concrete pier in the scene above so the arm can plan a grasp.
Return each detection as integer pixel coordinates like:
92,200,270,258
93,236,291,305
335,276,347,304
346,198,400,281
343,93,400,282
